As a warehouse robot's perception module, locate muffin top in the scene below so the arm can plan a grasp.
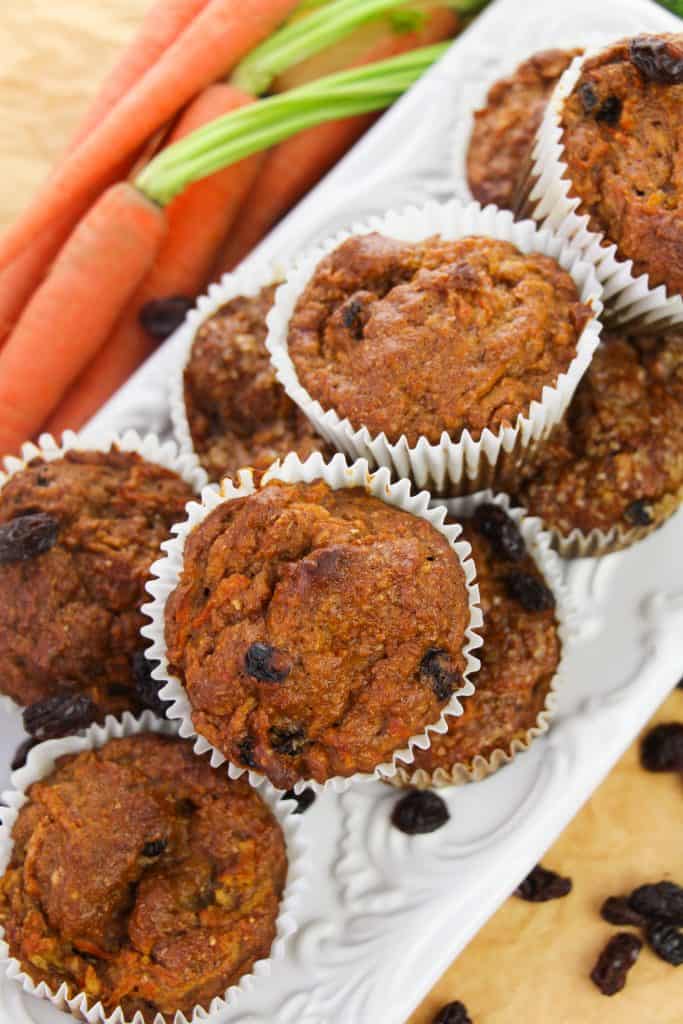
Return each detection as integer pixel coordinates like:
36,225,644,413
517,331,683,536
164,479,470,788
287,233,591,446
0,447,194,713
561,34,683,294
184,285,328,481
0,733,287,1023
408,506,559,776
467,48,581,210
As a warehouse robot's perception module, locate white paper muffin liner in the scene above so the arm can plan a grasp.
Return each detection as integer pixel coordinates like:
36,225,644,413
0,429,207,715
168,258,286,474
265,198,604,496
142,450,483,794
390,490,574,787
0,710,308,1024
522,49,683,329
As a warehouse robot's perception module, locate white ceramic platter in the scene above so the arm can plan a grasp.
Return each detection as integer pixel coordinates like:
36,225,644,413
1,0,681,1021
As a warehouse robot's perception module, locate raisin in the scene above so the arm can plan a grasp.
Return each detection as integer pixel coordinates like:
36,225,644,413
237,736,258,769
270,725,306,756
0,512,59,565
419,648,462,702
11,737,39,772
472,503,525,561
595,96,622,125
579,81,599,112
504,572,555,612
646,921,683,966
341,297,366,340
139,295,194,340
515,864,572,902
629,882,683,925
449,262,480,291
630,34,683,84
590,933,642,995
142,839,167,858
245,642,290,683
132,650,169,716
23,693,97,740
282,787,316,814
623,499,653,527
640,723,683,773
391,790,450,835
433,1001,472,1024
600,896,646,927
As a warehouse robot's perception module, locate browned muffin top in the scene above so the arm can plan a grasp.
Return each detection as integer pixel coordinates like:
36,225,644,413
561,34,683,293
409,507,559,776
0,733,287,1023
467,48,582,210
0,447,194,713
517,332,683,536
287,232,591,446
184,285,328,481
164,479,470,789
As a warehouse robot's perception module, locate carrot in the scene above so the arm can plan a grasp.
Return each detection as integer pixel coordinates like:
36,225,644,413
0,0,302,271
46,84,261,435
0,184,166,455
215,5,458,272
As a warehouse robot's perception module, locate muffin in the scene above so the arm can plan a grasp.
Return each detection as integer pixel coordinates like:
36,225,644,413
183,284,329,480
0,446,195,712
163,477,472,789
516,330,683,549
0,732,287,1023
467,48,581,210
285,232,592,447
402,503,560,783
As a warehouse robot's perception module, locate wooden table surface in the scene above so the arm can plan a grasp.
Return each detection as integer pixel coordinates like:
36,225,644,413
2,3,682,1021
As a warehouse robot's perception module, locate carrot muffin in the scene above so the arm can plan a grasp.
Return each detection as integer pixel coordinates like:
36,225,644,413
0,733,287,1023
184,284,329,480
560,34,683,294
164,479,470,788
286,232,591,446
0,447,195,712
408,505,559,777
467,48,581,210
516,331,683,538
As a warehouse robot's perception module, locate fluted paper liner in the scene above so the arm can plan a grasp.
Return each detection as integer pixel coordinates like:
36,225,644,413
265,199,603,496
0,429,207,714
522,49,683,329
0,711,307,1024
142,451,483,793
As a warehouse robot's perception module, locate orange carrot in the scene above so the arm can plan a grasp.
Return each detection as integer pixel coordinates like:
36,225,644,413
0,0,302,271
215,6,458,272
46,84,261,434
0,184,166,455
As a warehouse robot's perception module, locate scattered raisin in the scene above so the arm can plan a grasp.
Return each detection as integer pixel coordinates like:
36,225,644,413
630,34,683,84
432,1001,472,1024
623,499,653,527
595,96,622,125
640,723,683,772
590,933,642,995
11,737,39,772
419,648,462,702
282,787,316,814
270,725,307,756
472,503,525,561
504,572,555,613
23,693,97,740
515,864,572,902
629,882,683,925
237,736,258,769
646,921,683,966
139,295,194,340
0,512,59,565
341,297,366,339
245,642,291,683
132,650,168,716
142,839,167,858
391,790,450,835
600,896,646,928
578,80,599,112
